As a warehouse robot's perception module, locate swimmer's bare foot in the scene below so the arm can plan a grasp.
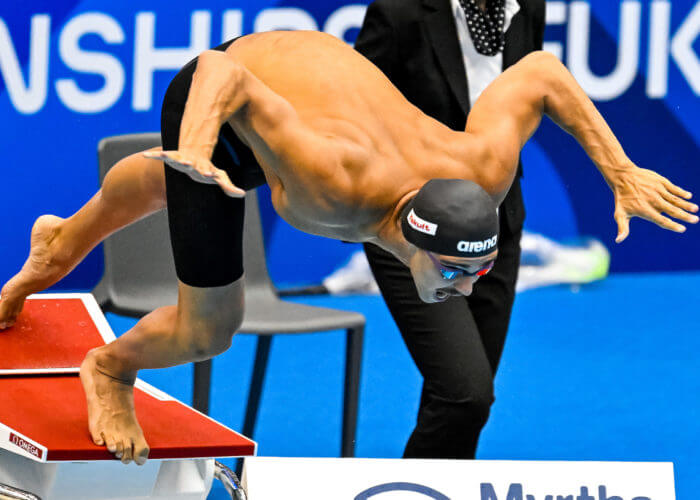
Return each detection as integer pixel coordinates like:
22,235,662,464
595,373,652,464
80,349,150,465
0,215,73,329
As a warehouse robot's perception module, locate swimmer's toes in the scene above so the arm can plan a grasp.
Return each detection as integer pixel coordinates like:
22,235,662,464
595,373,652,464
91,431,104,446
114,439,125,460
105,434,118,454
87,420,103,446
0,287,23,328
134,438,150,466
121,440,134,465
0,316,15,330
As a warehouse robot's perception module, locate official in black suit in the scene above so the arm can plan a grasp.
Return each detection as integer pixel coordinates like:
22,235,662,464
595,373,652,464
355,0,545,458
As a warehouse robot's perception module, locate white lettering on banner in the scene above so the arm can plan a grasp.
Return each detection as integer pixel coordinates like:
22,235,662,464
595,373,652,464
132,10,211,111
254,8,318,33
1,2,699,114
543,1,567,60
567,1,641,102
648,1,672,98
648,0,700,98
547,1,700,100
324,5,368,41
670,0,700,95
0,14,50,114
222,10,243,43
56,13,125,113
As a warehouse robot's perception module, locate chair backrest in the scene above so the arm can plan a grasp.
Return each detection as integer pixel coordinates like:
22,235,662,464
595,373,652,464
93,133,275,316
241,184,275,292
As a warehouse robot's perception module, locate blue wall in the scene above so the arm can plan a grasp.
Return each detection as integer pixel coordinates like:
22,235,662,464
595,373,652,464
0,0,698,289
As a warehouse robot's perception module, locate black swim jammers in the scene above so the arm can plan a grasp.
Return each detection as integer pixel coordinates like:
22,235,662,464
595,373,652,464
161,38,267,287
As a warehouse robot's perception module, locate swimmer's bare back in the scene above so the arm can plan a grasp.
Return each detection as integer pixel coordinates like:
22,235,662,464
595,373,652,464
147,30,697,263
224,31,472,243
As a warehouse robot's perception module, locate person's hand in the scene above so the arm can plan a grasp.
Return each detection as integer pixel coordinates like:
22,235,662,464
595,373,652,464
144,150,245,198
610,165,698,243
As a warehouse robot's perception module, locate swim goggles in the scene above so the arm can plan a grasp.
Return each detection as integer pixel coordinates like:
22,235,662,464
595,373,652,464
427,252,495,280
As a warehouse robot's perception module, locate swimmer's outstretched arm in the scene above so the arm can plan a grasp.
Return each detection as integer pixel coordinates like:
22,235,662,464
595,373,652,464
146,49,342,196
144,49,249,196
466,51,698,242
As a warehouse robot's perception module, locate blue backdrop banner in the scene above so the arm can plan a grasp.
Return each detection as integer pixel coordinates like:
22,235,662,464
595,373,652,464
0,0,698,289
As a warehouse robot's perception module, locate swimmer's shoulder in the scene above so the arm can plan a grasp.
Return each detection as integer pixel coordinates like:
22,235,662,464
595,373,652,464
223,31,349,68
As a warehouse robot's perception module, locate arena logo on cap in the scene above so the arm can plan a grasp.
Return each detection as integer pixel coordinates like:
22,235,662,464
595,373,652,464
407,209,438,236
457,235,497,253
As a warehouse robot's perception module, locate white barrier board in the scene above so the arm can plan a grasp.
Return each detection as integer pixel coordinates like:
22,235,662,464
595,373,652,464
243,457,675,500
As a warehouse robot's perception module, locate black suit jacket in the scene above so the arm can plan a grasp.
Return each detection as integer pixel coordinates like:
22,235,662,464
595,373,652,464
355,0,545,233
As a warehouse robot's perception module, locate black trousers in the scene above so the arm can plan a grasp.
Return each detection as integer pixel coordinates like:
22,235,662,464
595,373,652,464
364,185,523,459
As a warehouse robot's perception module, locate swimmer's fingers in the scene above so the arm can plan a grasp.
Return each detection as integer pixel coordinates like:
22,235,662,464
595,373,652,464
661,178,692,200
644,210,686,234
626,195,686,233
143,150,180,163
661,190,699,215
616,198,689,243
657,198,700,225
145,151,245,197
186,161,245,197
142,150,165,161
210,169,246,198
614,208,630,243
144,150,202,173
144,150,196,175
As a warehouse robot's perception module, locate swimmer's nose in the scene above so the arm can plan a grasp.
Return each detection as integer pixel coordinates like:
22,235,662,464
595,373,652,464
453,277,474,296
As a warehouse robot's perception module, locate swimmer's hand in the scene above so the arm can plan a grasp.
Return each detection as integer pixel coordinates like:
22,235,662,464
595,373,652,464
610,165,697,243
144,150,246,198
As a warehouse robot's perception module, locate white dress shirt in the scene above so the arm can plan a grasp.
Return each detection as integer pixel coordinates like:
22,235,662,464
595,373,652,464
450,0,521,108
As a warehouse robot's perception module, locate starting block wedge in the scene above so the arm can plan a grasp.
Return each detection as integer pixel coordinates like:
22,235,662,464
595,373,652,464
0,294,255,500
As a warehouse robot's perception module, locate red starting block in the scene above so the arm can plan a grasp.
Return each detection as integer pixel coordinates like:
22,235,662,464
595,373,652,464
0,294,255,500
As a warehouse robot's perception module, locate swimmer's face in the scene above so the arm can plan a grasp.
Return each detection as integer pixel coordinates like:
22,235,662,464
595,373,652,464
409,249,498,303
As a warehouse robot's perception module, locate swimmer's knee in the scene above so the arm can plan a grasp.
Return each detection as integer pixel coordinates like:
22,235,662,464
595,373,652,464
142,147,167,203
190,331,235,360
101,148,167,210
175,279,245,360
185,304,243,359
179,309,243,361
183,316,241,360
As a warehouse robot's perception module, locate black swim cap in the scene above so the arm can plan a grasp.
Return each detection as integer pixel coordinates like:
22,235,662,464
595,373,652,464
401,179,499,258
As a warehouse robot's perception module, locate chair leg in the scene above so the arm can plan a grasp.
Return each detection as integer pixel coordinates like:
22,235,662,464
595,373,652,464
342,325,364,457
193,359,213,414
243,335,273,439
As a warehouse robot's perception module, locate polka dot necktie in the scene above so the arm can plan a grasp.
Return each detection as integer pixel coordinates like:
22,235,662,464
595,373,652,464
457,0,506,56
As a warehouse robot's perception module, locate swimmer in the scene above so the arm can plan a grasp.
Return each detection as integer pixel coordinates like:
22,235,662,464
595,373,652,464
0,31,696,465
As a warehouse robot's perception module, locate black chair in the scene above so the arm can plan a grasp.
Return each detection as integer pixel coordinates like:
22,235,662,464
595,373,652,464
93,133,365,457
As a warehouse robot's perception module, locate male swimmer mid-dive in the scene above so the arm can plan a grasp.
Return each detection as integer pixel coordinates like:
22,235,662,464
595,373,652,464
0,31,696,465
